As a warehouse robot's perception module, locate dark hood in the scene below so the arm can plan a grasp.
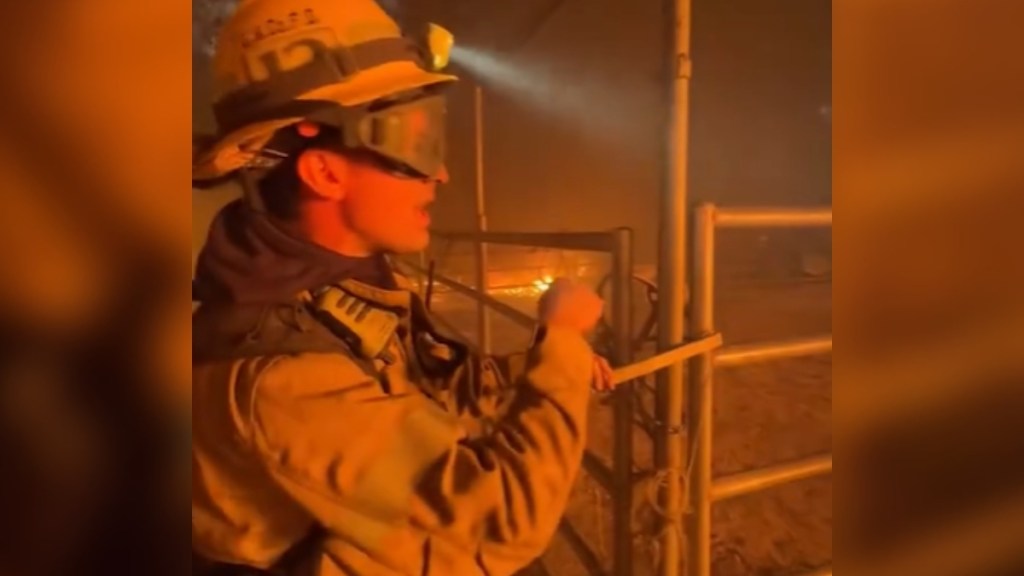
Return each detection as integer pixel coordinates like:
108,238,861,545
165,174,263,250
193,201,396,305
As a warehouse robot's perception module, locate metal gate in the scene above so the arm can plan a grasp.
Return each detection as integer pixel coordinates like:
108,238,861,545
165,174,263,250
685,205,832,576
403,203,832,576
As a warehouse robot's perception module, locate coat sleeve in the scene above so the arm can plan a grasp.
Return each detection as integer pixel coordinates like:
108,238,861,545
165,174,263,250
247,326,595,572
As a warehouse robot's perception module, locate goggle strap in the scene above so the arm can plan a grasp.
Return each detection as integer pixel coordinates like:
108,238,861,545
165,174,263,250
214,37,425,134
239,168,269,214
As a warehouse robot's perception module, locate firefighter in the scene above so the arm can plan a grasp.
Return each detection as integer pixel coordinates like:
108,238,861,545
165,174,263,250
192,0,614,575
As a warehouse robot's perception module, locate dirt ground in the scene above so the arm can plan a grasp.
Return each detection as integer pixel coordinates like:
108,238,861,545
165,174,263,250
430,280,832,576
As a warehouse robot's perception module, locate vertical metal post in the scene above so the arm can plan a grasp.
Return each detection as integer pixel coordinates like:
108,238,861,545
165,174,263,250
611,227,635,576
474,85,493,354
656,0,693,574
686,204,717,576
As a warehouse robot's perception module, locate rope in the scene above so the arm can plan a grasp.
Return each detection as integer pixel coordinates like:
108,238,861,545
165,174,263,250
639,380,708,574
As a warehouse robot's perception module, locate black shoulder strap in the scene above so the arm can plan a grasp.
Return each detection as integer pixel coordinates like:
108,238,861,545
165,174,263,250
407,292,469,375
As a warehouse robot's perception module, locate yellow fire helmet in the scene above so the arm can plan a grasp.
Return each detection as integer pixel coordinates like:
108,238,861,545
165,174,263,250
193,0,457,182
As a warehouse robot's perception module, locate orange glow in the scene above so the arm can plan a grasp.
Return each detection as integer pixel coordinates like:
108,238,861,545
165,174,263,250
532,275,554,292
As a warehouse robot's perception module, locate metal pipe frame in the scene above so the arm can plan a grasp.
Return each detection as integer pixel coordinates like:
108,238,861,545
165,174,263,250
714,208,832,229
656,1,693,573
686,204,717,576
712,455,832,502
414,202,834,576
611,228,636,576
683,203,832,576
715,336,832,368
473,86,493,355
434,230,618,253
475,247,492,354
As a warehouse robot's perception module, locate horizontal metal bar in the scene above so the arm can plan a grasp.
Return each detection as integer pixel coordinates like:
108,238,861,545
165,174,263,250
712,455,832,502
611,333,724,384
427,276,536,330
715,336,832,368
397,260,537,330
558,520,608,576
582,451,614,494
714,208,832,229
435,230,618,253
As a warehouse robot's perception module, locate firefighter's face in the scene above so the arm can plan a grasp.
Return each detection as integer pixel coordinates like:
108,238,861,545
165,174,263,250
297,146,447,256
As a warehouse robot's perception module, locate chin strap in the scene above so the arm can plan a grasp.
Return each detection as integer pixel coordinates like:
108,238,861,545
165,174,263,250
238,168,269,214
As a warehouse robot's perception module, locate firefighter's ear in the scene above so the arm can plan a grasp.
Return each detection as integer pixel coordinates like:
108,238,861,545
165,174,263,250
296,147,348,202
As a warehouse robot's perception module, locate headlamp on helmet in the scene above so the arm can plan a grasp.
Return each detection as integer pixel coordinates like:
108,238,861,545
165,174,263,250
418,23,455,72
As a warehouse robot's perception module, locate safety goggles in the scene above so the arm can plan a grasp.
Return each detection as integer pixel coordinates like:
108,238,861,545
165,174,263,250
344,93,447,180
254,91,448,181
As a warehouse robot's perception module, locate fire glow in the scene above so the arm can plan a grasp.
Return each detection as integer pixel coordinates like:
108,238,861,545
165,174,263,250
532,275,555,292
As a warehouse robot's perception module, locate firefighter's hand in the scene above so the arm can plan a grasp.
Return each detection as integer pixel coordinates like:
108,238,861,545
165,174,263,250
538,278,605,335
593,355,615,393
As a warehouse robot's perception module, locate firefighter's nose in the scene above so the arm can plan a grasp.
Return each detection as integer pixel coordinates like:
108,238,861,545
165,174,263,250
434,164,450,184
